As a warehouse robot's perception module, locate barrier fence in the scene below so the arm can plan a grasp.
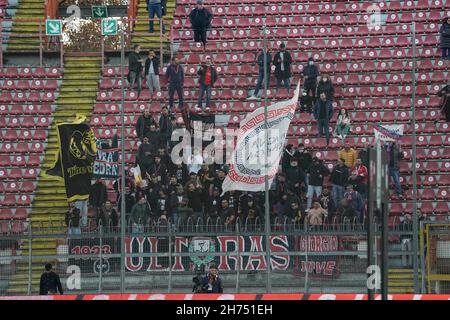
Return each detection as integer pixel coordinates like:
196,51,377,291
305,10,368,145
1,220,445,296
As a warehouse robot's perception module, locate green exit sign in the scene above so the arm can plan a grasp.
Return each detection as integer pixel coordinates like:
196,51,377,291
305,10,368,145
45,19,62,36
92,5,108,18
101,18,118,36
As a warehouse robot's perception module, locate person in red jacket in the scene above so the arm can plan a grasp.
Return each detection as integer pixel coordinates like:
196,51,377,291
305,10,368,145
348,158,368,197
196,55,217,112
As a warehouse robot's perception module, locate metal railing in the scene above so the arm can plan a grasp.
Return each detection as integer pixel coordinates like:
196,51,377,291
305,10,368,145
0,219,435,296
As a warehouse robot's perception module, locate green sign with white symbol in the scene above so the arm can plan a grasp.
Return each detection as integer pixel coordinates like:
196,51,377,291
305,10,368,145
45,19,62,36
92,5,108,18
101,18,118,36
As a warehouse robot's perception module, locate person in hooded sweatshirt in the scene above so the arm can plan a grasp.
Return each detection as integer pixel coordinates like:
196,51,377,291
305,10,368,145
439,17,450,60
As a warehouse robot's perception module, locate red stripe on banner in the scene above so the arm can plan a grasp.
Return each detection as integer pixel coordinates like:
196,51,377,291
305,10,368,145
2,294,450,300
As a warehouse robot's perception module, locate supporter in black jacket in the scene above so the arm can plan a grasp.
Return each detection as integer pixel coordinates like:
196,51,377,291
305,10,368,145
189,0,213,47
89,179,108,222
273,43,292,94
128,44,144,96
330,159,349,210
135,109,157,141
316,74,334,101
439,17,450,59
306,158,329,210
302,57,320,97
39,263,63,295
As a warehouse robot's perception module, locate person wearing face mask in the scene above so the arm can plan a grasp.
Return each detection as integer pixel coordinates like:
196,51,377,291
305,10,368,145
302,57,320,99
196,56,218,111
316,74,334,101
299,89,314,113
273,43,292,95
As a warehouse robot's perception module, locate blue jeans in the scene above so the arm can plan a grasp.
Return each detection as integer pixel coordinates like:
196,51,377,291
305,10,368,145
307,185,322,210
132,224,144,233
276,77,290,92
331,184,345,209
254,69,269,97
148,3,164,33
74,200,88,227
198,84,212,108
317,119,330,144
68,227,81,235
389,167,402,195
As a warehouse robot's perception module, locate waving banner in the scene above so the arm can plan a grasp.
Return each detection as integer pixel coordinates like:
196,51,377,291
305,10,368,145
46,115,97,202
93,137,119,179
221,83,300,194
373,124,404,142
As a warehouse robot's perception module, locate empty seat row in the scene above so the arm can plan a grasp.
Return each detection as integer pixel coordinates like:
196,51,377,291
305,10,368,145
0,154,43,167
0,142,45,154
0,181,37,193
0,129,48,140
0,168,39,180
0,79,60,91
0,104,54,116
0,92,57,103
0,67,62,78
0,194,34,207
0,208,29,220
0,116,52,128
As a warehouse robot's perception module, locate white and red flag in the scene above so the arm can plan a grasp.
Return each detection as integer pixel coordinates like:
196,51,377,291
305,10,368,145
221,82,300,195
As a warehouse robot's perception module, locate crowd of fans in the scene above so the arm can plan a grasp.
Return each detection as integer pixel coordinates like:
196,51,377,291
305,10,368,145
64,2,443,234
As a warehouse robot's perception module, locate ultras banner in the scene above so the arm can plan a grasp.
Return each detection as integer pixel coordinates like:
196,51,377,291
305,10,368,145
45,115,97,202
221,83,300,194
93,139,119,179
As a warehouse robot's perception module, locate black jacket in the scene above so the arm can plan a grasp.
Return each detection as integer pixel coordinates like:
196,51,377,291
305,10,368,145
65,207,80,228
330,164,349,186
257,51,272,73
303,64,319,86
197,65,218,86
440,21,450,48
273,51,292,79
316,79,334,100
89,181,108,207
296,151,313,173
144,57,160,76
117,193,136,213
40,271,63,295
128,51,143,73
135,114,157,140
307,162,329,186
189,8,213,29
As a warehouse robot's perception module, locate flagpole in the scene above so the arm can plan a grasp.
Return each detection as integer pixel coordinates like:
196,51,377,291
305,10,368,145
263,25,272,293
119,30,126,294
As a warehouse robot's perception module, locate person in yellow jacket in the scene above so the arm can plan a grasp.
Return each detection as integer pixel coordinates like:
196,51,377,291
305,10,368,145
338,142,358,168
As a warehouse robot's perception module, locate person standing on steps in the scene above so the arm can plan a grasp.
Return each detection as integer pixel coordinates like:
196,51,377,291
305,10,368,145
144,50,161,95
302,57,320,101
128,44,144,97
196,55,218,112
146,0,165,34
273,43,292,95
189,0,213,49
248,48,272,100
314,92,333,146
166,57,185,112
39,263,63,295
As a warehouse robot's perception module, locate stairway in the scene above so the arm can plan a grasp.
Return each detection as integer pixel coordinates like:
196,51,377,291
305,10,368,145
132,0,175,51
7,0,45,51
388,269,422,294
7,55,102,295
